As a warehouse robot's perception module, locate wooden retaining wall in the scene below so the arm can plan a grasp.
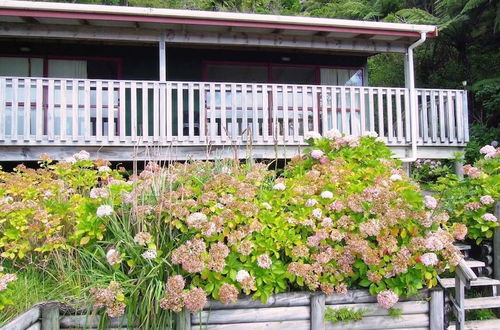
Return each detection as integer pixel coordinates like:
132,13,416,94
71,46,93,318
0,289,444,330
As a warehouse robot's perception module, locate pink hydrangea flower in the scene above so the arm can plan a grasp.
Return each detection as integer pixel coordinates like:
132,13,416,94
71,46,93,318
482,213,497,222
480,195,495,205
325,129,342,140
420,253,438,266
320,191,334,199
273,183,286,191
305,131,322,140
311,150,324,159
257,254,272,269
377,290,399,309
424,196,438,210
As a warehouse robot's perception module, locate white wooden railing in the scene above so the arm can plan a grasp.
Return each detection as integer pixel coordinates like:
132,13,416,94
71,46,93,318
0,77,468,147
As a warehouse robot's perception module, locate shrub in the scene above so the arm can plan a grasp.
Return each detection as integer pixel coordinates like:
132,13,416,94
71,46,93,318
0,132,464,327
430,144,499,243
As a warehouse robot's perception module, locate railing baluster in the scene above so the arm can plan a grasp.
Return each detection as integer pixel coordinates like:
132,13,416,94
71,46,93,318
447,90,456,143
404,88,410,143
153,82,160,142
119,81,126,142
367,88,374,132
0,78,5,141
312,86,319,135
377,88,384,140
231,83,238,141
209,83,216,142
438,90,446,142
302,86,310,137
84,80,91,141
199,83,206,141
421,90,429,143
108,81,115,142
220,84,227,140
455,91,464,143
71,79,79,141
158,82,165,142
430,90,438,143
166,82,172,142
241,84,248,141
252,84,259,142
349,87,357,135
320,86,327,134
95,80,103,141
35,79,43,142
395,88,403,143
292,85,299,141
271,84,278,140
23,78,31,141
359,87,366,134
60,80,67,141
283,85,289,142
130,81,137,142
47,79,55,141
340,86,348,134
262,85,269,142
463,91,469,142
142,82,149,141
331,87,338,132
11,78,19,141
386,88,393,143
188,82,195,141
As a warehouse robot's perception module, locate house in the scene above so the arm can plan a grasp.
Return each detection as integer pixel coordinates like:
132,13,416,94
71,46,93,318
0,0,468,162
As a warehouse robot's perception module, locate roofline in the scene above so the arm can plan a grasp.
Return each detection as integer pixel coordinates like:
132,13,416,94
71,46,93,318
0,1,438,38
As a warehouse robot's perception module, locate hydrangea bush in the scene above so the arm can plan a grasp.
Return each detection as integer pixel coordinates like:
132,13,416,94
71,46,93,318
430,144,499,243
0,132,466,326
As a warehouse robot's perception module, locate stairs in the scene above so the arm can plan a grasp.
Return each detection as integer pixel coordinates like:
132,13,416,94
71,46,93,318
439,243,500,330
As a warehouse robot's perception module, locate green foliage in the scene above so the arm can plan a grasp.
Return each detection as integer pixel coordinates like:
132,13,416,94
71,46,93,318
430,151,499,243
411,159,453,188
388,307,403,318
471,78,500,126
464,124,500,164
324,306,368,324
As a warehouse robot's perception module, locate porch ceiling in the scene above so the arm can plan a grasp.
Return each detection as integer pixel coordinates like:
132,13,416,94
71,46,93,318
0,1,437,54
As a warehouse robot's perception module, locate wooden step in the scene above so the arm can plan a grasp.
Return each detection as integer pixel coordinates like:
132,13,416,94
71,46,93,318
454,243,472,251
448,319,500,330
464,296,500,310
438,277,500,289
465,259,486,268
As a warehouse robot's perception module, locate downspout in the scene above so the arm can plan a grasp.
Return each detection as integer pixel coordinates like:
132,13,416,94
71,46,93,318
401,31,427,163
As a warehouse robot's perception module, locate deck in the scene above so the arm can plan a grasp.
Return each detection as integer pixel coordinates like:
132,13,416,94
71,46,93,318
0,77,468,161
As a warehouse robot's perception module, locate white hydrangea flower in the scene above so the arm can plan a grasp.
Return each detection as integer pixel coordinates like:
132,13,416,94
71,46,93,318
305,199,318,207
324,129,342,140
98,166,111,172
236,270,251,283
420,252,438,266
304,131,322,140
312,208,322,219
261,202,272,210
142,250,157,260
97,205,114,217
320,191,334,199
273,183,286,191
390,174,402,181
73,150,90,161
311,150,324,159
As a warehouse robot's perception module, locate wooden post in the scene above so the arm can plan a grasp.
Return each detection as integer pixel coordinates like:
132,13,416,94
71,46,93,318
41,302,59,330
454,159,464,178
310,293,325,330
494,202,500,317
175,309,191,330
429,288,444,330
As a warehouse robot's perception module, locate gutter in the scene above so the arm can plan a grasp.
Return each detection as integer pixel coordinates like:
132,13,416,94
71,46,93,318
401,31,427,163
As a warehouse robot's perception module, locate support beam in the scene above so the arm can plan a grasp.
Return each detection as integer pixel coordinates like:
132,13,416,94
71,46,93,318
159,31,166,82
0,23,409,53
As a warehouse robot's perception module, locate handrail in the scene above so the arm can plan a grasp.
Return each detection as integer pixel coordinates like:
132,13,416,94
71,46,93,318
451,256,477,330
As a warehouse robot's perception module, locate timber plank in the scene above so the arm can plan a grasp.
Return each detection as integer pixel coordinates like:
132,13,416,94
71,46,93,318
192,306,310,324
325,300,428,316
0,306,40,330
324,313,429,330
199,320,309,330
